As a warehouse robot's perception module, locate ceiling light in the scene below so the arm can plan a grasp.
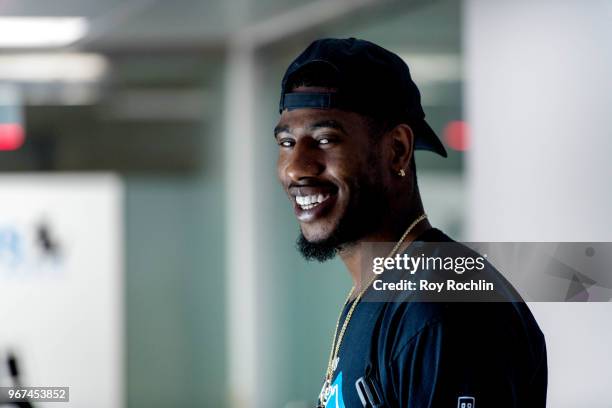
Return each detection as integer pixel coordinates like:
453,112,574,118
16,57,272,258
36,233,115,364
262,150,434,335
0,17,88,48
0,53,108,82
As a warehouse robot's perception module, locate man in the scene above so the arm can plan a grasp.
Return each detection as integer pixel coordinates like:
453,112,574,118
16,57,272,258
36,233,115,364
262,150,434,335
274,38,547,407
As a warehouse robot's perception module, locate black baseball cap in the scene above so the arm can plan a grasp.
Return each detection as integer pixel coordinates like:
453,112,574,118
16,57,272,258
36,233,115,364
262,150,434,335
279,37,447,157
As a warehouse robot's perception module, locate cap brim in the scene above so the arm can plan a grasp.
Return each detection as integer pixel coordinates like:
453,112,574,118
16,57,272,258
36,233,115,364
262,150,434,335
411,120,448,158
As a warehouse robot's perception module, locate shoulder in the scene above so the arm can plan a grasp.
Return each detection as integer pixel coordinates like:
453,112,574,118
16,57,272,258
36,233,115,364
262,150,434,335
376,300,545,363
372,301,547,407
373,228,545,361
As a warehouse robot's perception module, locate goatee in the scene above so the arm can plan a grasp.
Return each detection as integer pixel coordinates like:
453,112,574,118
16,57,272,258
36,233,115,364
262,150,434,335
296,174,389,262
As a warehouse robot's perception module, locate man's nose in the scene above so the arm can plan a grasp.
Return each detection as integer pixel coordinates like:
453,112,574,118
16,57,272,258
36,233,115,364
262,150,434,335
285,140,324,181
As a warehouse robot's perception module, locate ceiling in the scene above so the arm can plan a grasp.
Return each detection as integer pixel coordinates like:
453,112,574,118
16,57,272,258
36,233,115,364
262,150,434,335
0,0,463,172
0,0,460,52
0,0,315,50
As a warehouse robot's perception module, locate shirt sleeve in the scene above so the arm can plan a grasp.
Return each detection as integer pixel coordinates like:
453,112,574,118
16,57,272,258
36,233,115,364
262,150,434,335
384,315,546,408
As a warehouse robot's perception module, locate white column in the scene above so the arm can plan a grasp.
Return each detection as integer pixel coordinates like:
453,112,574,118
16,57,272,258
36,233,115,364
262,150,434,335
224,41,260,408
464,2,612,407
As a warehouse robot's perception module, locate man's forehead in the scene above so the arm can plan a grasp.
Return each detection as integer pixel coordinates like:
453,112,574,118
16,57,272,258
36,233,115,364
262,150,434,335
275,108,356,135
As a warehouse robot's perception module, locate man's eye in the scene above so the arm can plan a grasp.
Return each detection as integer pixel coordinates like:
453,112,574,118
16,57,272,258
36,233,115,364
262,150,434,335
318,138,335,145
278,139,294,148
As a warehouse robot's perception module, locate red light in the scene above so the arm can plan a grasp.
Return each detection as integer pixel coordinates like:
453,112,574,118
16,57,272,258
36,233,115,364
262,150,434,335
0,123,25,151
443,120,470,152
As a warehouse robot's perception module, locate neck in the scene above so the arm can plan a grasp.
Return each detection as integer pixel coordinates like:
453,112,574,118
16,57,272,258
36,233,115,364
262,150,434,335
338,209,432,290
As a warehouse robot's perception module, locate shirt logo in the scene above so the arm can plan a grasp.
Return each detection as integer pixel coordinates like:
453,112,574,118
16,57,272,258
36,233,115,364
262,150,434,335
326,372,345,408
457,396,475,408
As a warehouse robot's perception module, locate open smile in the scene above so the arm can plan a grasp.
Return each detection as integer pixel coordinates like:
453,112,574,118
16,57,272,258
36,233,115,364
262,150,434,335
295,193,331,210
289,185,338,222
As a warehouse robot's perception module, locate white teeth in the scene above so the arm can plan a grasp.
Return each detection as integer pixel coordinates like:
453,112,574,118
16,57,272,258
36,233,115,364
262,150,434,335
295,194,331,210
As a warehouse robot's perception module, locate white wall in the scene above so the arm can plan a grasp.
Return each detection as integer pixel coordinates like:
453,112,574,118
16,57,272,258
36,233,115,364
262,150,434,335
464,1,612,406
0,174,123,408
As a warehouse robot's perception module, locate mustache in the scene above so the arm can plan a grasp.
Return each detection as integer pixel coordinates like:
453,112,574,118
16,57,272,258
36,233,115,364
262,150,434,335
287,178,336,189
287,178,338,197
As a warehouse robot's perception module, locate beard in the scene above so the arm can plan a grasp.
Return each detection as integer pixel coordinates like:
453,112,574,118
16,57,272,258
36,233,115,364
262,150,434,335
296,171,390,262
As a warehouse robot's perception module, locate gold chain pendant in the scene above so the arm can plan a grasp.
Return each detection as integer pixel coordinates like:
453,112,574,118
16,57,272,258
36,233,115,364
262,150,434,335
317,378,332,407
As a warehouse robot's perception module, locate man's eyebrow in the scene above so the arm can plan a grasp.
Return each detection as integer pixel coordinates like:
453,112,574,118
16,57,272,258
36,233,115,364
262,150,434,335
309,119,347,134
274,124,289,138
273,119,347,138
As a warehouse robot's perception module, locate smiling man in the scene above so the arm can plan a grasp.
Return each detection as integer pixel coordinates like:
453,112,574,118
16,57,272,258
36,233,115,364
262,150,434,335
274,38,547,408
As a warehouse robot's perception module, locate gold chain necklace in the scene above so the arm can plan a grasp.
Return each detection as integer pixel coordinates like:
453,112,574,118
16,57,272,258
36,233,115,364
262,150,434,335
317,214,428,407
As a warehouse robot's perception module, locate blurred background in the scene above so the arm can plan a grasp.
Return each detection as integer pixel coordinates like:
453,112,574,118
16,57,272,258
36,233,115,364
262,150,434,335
0,0,610,407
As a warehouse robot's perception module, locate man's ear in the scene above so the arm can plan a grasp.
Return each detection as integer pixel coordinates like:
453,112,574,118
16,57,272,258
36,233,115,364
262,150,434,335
388,124,415,174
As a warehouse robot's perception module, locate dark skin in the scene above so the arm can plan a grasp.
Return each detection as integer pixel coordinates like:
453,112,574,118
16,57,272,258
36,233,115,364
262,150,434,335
275,86,431,291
